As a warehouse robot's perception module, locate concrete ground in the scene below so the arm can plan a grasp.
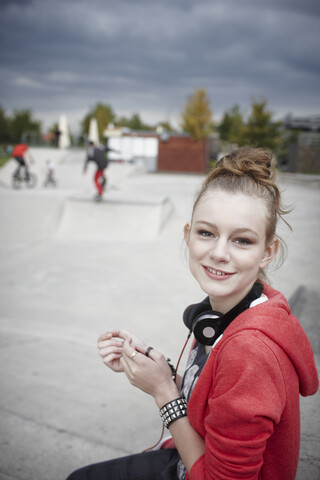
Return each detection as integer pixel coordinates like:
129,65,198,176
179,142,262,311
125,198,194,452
0,148,319,480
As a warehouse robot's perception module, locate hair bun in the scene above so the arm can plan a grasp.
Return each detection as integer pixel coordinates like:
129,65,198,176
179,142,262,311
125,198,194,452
217,147,275,182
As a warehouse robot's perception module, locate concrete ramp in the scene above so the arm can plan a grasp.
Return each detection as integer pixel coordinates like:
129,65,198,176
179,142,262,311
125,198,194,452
55,196,174,241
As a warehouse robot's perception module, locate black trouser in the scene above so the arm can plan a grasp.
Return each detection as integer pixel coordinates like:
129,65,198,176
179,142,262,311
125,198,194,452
14,156,29,179
66,449,179,480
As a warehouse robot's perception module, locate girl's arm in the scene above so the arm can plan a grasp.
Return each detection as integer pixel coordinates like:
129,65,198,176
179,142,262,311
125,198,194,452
174,373,183,390
121,340,205,473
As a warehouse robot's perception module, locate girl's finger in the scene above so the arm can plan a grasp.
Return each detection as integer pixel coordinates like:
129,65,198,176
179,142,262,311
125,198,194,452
122,340,142,365
98,338,123,350
97,332,113,344
104,353,121,364
99,346,123,359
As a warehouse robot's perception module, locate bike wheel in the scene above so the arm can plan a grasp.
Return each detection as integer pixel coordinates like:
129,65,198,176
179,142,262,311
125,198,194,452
26,173,37,188
12,175,21,189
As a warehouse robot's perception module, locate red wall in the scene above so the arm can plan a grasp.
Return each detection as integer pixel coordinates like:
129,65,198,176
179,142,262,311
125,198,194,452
157,136,208,173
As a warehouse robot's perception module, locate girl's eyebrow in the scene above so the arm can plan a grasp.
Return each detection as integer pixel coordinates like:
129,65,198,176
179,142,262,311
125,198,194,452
194,221,259,237
194,220,217,228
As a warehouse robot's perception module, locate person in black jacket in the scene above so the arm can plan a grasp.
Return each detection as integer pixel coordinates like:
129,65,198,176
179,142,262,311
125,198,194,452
83,141,115,201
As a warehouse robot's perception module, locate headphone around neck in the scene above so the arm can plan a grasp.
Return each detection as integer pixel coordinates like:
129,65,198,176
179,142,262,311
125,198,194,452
183,282,264,346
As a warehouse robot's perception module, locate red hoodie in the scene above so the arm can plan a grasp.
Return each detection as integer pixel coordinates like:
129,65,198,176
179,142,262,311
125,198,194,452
185,284,318,480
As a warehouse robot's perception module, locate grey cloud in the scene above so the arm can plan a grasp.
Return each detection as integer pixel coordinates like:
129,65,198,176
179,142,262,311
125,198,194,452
0,0,319,131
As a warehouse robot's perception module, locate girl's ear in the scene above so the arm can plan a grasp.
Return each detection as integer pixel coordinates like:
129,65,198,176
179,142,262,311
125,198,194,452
184,223,191,246
259,237,279,269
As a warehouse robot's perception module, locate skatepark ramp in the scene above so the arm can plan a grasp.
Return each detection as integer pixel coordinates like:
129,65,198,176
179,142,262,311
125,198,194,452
55,195,174,241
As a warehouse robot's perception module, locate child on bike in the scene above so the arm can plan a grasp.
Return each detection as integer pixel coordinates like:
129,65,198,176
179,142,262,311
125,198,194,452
44,159,57,187
12,143,31,181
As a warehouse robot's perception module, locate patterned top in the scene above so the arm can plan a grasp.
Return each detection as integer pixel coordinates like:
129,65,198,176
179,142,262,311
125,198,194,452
177,340,210,480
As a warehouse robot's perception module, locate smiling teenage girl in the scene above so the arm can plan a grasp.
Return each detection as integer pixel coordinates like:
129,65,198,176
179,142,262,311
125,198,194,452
67,147,318,480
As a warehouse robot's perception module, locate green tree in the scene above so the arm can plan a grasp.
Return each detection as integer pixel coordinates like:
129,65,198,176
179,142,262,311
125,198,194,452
156,121,176,132
181,88,213,140
115,112,153,131
217,105,244,145
0,106,11,143
239,98,281,151
10,109,41,143
81,103,116,141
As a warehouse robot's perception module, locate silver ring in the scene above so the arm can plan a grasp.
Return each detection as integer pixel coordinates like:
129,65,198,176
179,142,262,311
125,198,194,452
130,351,139,359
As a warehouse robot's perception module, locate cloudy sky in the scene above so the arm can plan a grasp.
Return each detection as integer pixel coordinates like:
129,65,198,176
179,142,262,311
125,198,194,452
1,0,319,134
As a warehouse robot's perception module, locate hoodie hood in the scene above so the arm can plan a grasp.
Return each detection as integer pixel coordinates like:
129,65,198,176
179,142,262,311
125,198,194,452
223,283,319,397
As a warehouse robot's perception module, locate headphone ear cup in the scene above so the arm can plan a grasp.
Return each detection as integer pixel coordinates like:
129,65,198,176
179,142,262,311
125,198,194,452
183,303,200,330
183,300,212,330
193,311,222,345
183,301,223,346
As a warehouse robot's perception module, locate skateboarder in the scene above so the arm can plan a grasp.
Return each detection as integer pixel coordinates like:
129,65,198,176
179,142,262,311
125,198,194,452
83,141,116,201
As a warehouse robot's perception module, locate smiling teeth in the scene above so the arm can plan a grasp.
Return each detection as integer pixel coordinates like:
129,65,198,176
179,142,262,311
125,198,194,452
207,267,227,276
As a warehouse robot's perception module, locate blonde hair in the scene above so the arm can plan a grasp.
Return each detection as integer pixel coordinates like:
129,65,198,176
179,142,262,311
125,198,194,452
192,147,291,281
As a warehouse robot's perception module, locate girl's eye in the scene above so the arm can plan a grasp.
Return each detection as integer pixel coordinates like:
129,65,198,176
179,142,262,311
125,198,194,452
235,238,253,246
198,230,214,238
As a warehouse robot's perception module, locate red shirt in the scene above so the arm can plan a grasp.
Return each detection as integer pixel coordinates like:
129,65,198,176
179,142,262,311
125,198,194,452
12,144,28,158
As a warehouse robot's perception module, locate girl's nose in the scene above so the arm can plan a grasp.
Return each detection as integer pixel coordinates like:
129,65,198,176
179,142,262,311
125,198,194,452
209,238,230,263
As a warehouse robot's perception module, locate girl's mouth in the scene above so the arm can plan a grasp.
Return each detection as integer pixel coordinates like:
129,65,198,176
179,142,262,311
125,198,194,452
204,266,234,278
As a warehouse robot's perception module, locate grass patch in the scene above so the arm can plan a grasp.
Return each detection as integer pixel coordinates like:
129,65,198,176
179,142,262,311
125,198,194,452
0,155,11,168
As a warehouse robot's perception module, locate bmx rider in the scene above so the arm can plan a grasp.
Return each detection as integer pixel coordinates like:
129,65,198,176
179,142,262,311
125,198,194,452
12,143,31,181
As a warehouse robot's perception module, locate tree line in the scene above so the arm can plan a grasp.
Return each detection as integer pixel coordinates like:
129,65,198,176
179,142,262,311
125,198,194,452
0,89,297,160
0,107,41,145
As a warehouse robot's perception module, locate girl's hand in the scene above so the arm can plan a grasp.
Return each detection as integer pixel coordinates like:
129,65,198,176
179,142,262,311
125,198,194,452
120,341,179,404
97,330,145,373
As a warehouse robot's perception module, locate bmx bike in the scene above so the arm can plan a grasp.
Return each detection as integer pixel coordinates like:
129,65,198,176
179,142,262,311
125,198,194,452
12,169,37,189
44,171,57,187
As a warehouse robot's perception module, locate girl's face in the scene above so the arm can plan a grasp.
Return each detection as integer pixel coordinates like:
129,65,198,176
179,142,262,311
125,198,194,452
185,190,277,313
